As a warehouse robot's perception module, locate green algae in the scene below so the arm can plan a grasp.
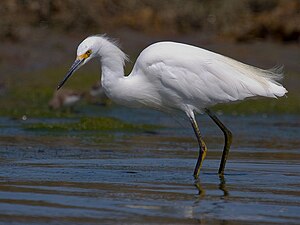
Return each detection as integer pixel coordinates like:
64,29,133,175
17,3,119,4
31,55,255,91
24,117,159,132
212,95,300,115
0,66,100,118
1,65,299,121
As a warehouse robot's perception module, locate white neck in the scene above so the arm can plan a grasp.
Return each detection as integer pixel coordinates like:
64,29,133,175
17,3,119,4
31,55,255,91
95,37,127,100
95,36,159,108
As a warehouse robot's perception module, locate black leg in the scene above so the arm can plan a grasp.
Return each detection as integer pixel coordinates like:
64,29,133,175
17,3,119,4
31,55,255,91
189,115,207,179
205,108,232,175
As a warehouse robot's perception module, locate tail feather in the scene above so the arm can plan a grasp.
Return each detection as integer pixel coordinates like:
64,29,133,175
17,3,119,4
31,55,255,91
216,55,288,99
260,66,287,97
266,65,284,81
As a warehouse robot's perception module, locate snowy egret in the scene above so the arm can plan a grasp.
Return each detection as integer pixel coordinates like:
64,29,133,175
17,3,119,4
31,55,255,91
57,35,287,178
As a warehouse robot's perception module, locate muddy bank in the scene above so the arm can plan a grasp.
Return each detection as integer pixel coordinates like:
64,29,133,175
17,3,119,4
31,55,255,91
1,29,300,75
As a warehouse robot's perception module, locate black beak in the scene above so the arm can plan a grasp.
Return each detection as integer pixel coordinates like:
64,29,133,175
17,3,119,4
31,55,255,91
57,59,84,90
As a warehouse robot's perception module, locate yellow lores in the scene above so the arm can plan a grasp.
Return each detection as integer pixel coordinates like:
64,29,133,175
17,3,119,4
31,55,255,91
77,50,92,60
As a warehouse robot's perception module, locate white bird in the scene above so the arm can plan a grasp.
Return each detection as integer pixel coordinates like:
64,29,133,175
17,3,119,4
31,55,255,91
57,35,287,179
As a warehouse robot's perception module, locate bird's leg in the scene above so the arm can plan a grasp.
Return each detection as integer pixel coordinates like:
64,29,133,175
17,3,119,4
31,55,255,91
205,108,232,175
189,115,207,179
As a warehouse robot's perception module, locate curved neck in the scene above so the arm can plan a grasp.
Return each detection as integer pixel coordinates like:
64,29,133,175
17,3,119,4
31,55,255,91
95,38,127,98
95,37,155,108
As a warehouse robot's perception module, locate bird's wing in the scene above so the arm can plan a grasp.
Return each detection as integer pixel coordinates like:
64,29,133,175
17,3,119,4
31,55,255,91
146,60,241,110
142,46,286,111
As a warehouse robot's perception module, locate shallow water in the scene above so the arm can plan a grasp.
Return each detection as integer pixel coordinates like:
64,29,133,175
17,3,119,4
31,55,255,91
0,106,299,225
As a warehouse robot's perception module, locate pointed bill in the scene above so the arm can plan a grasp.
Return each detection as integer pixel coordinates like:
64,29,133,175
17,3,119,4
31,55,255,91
57,58,84,90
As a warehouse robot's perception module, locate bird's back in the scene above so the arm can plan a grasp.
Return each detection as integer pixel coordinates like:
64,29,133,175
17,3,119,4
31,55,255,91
131,41,287,113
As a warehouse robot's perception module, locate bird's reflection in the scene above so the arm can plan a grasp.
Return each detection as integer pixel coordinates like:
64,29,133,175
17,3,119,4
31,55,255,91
194,175,229,197
194,180,206,197
218,175,229,196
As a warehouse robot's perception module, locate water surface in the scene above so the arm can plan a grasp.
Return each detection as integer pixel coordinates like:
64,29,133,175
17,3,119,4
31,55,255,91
0,107,299,225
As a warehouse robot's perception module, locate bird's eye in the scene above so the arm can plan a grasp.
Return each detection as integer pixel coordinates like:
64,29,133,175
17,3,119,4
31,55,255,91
86,50,92,56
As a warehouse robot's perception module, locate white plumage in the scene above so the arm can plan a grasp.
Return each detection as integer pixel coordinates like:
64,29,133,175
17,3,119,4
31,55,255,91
57,35,287,178
128,41,286,113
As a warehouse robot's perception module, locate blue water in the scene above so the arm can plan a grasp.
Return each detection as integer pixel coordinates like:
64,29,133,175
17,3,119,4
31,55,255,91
0,106,299,225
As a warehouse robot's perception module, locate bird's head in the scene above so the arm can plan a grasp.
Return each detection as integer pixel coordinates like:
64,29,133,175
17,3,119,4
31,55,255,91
57,36,100,90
